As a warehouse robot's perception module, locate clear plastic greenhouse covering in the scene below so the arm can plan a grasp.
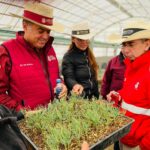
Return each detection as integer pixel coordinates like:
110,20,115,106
0,0,150,57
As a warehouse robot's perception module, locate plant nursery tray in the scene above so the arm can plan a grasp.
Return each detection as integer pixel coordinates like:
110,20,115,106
21,132,38,150
90,117,134,150
19,99,135,150
21,116,134,150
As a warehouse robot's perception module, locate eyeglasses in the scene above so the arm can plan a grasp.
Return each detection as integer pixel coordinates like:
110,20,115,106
121,39,148,48
121,42,136,48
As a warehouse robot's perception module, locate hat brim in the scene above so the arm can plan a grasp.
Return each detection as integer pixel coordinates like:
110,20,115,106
72,33,93,40
121,30,150,42
10,13,64,33
111,30,150,43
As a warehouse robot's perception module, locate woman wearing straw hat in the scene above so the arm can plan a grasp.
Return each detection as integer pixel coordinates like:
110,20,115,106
62,22,99,99
0,2,67,111
107,21,150,150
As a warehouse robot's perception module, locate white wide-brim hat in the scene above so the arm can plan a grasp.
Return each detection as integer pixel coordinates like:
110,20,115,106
10,2,64,33
120,21,150,43
71,22,93,40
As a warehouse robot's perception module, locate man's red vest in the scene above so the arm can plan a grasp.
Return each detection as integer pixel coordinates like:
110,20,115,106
3,35,59,109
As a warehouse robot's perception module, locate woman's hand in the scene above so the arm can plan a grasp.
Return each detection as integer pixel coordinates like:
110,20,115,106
72,84,84,95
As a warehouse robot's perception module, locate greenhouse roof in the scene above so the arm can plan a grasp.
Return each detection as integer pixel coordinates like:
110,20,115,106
0,0,150,43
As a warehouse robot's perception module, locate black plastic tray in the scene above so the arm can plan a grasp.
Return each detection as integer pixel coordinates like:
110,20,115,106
90,117,134,150
21,117,134,150
21,132,38,150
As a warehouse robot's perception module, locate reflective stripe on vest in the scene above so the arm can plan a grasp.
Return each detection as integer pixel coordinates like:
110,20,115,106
121,100,150,116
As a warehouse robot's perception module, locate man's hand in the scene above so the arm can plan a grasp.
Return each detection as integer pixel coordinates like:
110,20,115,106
72,84,84,95
58,83,67,99
106,91,121,102
81,141,89,150
107,91,122,107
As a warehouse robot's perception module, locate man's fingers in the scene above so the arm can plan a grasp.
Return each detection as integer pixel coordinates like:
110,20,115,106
81,141,89,150
58,84,67,98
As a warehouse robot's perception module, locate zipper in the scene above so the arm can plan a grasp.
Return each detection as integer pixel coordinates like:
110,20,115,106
37,51,54,100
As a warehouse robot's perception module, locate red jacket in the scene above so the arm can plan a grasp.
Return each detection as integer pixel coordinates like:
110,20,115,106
0,32,59,110
119,51,150,149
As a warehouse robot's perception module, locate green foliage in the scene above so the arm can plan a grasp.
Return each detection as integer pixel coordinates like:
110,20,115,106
23,95,122,150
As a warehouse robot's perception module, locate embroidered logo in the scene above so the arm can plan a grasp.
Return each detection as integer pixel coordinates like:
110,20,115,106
20,63,33,67
47,55,56,62
41,18,52,24
134,82,140,90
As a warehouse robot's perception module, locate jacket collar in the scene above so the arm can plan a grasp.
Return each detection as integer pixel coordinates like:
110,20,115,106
119,51,125,64
124,50,150,69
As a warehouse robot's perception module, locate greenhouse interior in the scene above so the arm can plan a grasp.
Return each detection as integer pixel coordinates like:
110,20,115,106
1,0,150,76
0,0,150,150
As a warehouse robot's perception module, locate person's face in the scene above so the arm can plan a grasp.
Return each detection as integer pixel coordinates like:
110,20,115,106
23,22,50,49
121,39,150,60
72,37,89,51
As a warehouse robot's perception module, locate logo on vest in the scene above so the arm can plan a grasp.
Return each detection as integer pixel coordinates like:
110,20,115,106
134,82,140,90
47,55,56,62
20,63,33,67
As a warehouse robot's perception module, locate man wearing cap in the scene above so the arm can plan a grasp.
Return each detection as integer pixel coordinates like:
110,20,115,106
0,2,67,111
107,21,150,150
62,22,99,99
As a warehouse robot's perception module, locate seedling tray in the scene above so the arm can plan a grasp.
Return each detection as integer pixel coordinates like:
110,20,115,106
90,117,134,150
21,132,38,150
21,117,134,150
19,99,135,150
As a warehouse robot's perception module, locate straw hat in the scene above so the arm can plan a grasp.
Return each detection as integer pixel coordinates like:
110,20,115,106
71,22,93,40
120,21,150,43
10,2,64,33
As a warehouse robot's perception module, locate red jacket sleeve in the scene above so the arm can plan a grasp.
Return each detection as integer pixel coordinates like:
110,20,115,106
0,46,22,111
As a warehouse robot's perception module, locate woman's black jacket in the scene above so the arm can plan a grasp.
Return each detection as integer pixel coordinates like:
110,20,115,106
61,45,99,99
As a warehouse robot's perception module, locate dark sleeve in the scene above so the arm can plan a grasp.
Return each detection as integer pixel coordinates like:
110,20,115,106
61,54,78,90
0,46,22,111
100,59,113,99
